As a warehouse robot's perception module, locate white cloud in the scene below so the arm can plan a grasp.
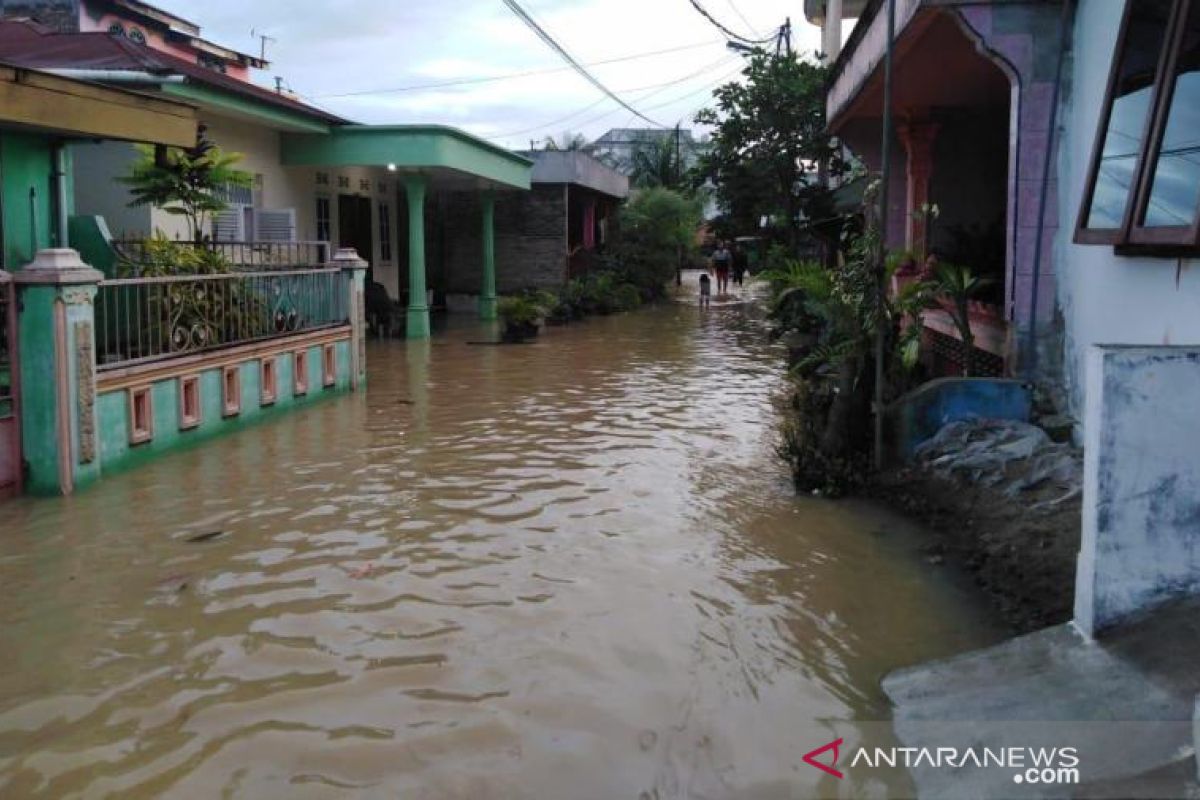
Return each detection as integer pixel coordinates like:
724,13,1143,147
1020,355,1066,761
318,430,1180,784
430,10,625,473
151,0,825,147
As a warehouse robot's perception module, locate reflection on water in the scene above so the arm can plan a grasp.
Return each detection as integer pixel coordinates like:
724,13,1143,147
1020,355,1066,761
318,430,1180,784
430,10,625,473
0,286,1004,798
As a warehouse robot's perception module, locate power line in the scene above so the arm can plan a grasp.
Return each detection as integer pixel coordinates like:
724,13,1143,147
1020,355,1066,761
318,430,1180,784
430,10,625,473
315,40,723,99
686,0,776,44
722,0,761,37
501,0,667,128
490,55,740,141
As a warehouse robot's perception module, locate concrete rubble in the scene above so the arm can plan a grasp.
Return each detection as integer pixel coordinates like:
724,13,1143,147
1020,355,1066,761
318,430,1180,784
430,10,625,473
914,418,1081,502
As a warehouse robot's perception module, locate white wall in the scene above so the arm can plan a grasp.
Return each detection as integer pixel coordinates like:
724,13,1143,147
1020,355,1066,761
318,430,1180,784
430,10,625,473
69,111,400,296
1056,3,1200,422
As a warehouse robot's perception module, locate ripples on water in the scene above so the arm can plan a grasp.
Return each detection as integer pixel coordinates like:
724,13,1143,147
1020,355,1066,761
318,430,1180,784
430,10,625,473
0,287,1004,798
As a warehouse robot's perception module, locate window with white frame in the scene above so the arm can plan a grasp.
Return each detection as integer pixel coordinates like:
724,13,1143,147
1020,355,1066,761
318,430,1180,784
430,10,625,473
378,201,393,263
1077,0,1200,251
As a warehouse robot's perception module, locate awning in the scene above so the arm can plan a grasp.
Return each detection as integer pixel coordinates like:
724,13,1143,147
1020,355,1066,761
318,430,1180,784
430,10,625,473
0,63,196,146
281,125,532,191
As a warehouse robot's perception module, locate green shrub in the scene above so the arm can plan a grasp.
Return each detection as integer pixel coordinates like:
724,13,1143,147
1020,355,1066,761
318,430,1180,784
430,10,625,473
497,295,543,327
612,282,642,312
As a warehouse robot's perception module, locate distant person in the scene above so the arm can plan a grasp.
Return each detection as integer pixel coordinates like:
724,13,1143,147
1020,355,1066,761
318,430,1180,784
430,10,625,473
732,243,749,287
711,241,732,294
698,270,712,309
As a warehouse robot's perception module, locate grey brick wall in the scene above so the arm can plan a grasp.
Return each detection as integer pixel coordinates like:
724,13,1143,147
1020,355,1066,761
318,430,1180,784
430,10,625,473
441,186,567,295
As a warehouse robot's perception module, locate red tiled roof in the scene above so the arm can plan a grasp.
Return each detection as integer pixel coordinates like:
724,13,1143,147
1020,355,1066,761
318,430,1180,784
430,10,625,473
0,20,345,125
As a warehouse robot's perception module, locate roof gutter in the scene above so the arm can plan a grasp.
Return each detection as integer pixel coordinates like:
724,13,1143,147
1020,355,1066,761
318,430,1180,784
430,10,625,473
40,68,185,86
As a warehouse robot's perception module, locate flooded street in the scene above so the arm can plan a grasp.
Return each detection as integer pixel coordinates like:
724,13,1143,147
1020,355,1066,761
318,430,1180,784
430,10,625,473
0,287,1004,798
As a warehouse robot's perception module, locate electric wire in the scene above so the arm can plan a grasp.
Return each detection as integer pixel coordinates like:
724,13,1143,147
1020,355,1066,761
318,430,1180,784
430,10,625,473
501,0,667,128
686,0,776,44
315,40,723,99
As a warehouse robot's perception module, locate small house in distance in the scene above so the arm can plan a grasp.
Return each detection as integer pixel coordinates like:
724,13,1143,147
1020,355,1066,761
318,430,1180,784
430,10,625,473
441,149,629,312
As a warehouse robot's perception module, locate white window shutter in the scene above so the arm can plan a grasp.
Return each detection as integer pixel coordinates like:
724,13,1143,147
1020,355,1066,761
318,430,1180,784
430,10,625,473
255,209,297,242
213,206,245,241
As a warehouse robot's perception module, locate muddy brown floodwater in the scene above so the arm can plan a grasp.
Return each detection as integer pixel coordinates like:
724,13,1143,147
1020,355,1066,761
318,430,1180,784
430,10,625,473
0,284,1006,799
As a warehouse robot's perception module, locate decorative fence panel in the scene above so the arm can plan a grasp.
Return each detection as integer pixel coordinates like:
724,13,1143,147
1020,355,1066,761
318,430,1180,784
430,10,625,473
0,273,12,420
112,240,332,272
0,271,19,493
95,268,348,370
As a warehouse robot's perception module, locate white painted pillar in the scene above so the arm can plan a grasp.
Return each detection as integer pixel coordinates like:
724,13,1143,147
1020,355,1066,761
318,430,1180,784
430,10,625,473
823,0,844,63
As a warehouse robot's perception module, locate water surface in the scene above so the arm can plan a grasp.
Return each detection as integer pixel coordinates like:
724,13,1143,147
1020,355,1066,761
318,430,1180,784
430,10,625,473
0,286,1003,798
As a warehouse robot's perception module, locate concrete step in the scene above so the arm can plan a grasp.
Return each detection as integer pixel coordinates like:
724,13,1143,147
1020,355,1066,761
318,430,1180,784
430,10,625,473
881,600,1200,798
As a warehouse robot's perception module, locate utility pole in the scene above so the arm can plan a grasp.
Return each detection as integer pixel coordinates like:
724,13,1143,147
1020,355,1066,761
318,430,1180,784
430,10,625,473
873,0,897,470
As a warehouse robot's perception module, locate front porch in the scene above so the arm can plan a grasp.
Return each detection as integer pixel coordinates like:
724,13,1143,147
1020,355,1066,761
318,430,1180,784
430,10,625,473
829,1,1067,376
281,125,533,339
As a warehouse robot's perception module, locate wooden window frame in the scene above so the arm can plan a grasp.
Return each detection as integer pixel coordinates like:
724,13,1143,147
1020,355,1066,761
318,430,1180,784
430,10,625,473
178,374,201,431
1076,0,1200,254
222,365,242,417
128,385,154,445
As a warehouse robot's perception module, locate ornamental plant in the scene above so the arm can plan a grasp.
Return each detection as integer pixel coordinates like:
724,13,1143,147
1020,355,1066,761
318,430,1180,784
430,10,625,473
120,126,252,244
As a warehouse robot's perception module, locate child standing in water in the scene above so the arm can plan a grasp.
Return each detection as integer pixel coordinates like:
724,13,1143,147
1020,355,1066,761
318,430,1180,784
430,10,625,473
698,271,712,309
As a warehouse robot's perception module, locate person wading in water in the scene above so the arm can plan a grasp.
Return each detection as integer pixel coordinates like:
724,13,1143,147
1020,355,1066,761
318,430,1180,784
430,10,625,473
732,242,749,288
711,241,732,294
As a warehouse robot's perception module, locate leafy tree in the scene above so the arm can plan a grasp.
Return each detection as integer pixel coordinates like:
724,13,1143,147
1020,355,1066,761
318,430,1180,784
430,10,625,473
612,187,701,297
120,126,252,243
695,51,842,251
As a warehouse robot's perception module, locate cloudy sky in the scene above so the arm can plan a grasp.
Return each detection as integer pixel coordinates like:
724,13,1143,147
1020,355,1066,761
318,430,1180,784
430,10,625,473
150,0,825,149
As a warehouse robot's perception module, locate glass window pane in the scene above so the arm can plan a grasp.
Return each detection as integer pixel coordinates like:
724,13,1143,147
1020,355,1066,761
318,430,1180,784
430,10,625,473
1086,0,1174,230
1144,1,1200,227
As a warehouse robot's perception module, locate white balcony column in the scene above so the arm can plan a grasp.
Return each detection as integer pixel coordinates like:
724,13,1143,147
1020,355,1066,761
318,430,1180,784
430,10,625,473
824,0,844,62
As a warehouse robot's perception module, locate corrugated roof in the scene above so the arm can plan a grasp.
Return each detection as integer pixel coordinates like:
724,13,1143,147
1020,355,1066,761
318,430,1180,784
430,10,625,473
0,20,345,125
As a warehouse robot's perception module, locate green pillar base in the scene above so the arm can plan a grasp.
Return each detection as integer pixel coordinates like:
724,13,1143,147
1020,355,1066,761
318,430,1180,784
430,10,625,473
479,295,498,321
407,306,431,339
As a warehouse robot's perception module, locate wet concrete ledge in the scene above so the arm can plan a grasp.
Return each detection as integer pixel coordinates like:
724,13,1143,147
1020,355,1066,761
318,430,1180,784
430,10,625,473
882,598,1200,797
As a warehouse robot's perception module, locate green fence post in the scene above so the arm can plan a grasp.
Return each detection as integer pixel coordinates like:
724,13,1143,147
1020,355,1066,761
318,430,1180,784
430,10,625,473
13,249,102,495
332,247,368,390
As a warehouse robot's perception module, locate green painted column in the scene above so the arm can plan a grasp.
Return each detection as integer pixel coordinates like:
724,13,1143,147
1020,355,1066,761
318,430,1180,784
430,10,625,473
14,248,103,495
479,191,497,321
404,175,431,339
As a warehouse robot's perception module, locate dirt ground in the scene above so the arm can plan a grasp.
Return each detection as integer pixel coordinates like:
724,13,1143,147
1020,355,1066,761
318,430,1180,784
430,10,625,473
871,437,1083,634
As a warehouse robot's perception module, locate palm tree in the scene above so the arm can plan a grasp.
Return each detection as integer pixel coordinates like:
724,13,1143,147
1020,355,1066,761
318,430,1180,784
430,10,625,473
630,132,683,190
541,132,589,151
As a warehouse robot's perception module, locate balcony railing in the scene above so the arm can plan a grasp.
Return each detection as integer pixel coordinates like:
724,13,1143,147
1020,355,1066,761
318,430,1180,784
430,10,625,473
112,240,333,273
95,268,348,370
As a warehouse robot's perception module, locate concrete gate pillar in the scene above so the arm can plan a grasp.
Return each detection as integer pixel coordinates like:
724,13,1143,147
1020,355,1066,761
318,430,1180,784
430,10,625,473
404,175,430,339
1075,345,1200,635
331,247,368,389
480,191,497,321
13,248,103,495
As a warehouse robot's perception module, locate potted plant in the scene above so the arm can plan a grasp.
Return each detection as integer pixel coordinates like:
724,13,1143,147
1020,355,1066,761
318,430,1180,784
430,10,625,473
498,295,543,342
932,262,993,377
